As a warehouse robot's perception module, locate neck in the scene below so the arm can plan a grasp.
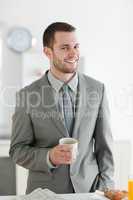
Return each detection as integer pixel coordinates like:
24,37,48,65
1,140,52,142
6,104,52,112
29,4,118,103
50,67,76,83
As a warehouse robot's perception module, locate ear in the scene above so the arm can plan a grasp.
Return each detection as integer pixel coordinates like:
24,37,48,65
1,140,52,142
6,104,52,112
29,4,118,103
43,47,52,59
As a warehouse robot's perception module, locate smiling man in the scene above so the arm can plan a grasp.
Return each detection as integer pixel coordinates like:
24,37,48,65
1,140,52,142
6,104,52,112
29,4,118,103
44,30,80,80
9,22,114,194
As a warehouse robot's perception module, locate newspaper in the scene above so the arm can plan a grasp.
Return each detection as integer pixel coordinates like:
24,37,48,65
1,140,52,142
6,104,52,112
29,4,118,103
11,188,66,200
9,188,113,200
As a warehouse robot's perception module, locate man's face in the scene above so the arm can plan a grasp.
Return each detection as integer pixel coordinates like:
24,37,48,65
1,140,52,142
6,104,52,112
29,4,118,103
48,31,80,74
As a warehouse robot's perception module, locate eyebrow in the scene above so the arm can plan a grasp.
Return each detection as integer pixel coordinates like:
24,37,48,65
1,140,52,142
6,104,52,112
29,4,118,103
60,43,80,47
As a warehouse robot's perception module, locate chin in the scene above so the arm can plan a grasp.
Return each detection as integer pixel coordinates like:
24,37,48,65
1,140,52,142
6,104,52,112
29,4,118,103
63,68,77,73
63,64,78,73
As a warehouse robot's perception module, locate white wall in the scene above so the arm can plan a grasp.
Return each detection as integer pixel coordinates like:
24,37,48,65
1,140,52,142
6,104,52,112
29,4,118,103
0,25,22,137
0,0,133,187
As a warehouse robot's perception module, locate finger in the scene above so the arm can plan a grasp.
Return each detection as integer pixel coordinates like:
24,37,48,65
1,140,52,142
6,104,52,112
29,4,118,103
58,144,73,152
61,152,73,162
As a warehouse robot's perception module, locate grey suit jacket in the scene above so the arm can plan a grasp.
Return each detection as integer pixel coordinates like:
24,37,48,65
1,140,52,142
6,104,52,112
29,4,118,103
9,71,114,194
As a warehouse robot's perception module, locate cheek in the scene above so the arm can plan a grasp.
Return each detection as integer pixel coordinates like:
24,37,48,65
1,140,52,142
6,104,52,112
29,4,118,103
57,54,66,61
76,50,80,57
53,51,64,59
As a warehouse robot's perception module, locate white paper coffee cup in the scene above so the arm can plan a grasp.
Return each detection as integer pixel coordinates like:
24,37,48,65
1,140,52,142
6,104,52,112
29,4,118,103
59,137,78,161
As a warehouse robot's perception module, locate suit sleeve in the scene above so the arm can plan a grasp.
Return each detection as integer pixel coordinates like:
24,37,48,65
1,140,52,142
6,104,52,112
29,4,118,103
9,90,53,174
93,84,115,190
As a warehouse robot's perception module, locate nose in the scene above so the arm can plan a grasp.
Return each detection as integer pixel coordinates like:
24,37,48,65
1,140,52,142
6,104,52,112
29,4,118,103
68,48,77,57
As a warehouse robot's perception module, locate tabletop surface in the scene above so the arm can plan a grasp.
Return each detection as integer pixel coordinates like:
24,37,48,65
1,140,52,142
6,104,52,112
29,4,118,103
0,193,108,200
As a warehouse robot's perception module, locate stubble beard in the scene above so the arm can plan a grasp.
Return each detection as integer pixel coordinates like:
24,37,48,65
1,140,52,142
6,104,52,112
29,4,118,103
53,58,78,74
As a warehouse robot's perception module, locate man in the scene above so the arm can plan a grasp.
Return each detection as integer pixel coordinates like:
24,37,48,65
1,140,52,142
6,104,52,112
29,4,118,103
9,22,114,194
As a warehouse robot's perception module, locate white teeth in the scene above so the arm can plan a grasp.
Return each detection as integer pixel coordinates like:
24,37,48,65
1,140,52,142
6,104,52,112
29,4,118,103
65,60,76,63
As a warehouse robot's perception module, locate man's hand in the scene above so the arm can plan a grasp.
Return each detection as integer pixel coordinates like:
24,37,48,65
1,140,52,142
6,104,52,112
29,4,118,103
49,144,75,166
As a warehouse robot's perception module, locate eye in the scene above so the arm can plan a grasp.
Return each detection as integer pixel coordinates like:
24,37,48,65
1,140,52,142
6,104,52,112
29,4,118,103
61,47,68,50
74,44,79,49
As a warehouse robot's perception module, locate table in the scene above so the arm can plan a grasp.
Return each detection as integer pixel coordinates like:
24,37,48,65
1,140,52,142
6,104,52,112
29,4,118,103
0,193,108,200
60,193,108,200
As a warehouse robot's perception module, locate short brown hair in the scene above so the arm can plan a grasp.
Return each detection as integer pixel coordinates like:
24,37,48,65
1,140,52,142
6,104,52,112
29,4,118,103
43,22,76,48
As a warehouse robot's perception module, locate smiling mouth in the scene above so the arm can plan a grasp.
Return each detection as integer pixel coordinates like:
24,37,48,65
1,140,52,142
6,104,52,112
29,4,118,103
64,59,78,64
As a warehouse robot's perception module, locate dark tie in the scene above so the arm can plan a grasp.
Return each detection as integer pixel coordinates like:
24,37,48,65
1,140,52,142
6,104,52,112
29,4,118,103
62,84,74,136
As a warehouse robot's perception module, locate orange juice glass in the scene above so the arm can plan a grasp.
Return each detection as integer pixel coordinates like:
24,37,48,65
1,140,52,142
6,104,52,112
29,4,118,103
128,175,133,200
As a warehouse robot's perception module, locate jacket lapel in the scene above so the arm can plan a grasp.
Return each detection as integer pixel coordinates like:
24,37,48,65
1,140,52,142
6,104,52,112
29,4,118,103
38,71,69,137
72,74,88,138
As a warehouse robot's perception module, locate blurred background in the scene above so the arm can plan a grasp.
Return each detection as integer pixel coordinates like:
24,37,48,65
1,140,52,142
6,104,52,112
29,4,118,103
0,0,133,195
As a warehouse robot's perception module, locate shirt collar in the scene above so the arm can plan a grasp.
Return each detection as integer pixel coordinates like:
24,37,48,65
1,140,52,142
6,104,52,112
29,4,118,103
47,70,78,93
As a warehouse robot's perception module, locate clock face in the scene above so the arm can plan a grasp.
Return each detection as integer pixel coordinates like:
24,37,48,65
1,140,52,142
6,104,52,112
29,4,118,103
7,27,32,53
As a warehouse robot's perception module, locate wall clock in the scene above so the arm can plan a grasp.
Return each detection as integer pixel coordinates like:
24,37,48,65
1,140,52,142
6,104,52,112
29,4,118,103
7,27,32,53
